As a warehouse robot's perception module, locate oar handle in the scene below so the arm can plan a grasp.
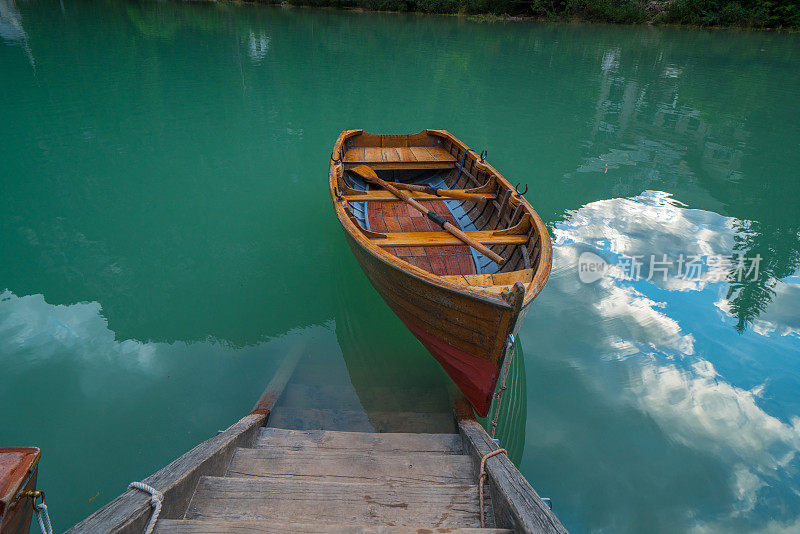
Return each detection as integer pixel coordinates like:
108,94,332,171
388,182,487,204
442,221,506,265
351,166,506,266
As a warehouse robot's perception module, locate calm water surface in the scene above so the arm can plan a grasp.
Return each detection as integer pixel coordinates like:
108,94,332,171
2,1,800,532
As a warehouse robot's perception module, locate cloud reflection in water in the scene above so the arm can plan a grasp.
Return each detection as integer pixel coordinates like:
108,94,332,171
522,191,800,532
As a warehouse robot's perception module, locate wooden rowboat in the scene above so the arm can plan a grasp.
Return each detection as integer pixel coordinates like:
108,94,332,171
329,129,552,416
0,447,41,534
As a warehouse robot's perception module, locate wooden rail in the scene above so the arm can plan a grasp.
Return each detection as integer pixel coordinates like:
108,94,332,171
454,399,568,534
68,346,568,533
66,345,305,534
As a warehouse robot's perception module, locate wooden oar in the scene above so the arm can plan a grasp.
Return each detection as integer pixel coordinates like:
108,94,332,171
350,165,506,266
387,181,488,205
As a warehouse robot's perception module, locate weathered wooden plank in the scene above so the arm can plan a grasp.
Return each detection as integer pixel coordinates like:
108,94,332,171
381,147,401,162
343,148,365,162
363,147,383,162
409,146,435,161
395,147,417,161
255,428,463,454
454,401,569,534
185,477,484,527
67,345,306,534
227,448,474,485
428,146,457,162
155,520,512,533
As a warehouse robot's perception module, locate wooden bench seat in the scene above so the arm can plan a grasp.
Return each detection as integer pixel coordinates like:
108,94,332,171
371,231,527,247
344,146,456,170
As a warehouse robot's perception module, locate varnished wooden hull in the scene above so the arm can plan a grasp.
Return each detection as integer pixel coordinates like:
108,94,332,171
0,448,40,534
343,229,526,414
330,129,551,416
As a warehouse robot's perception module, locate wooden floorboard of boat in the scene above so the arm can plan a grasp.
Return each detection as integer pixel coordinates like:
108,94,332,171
368,199,477,277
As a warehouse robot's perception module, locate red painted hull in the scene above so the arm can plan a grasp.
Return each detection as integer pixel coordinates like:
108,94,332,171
342,228,526,418
397,311,500,416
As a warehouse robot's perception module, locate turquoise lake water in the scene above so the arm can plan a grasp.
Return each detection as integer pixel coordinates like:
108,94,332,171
2,1,800,531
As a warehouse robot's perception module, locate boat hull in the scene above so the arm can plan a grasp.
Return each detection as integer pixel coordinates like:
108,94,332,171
343,231,523,415
0,448,40,534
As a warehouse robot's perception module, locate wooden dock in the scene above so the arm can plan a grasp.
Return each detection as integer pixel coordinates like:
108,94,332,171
68,350,567,533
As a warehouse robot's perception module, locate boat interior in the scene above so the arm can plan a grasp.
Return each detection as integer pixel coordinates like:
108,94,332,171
335,132,543,288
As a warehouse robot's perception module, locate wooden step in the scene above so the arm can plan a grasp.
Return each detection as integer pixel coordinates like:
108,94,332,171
289,363,356,386
185,477,485,527
277,384,365,411
227,447,474,485
256,428,464,454
156,520,511,533
292,363,448,388
355,385,451,413
278,384,449,413
268,407,374,432
268,408,455,433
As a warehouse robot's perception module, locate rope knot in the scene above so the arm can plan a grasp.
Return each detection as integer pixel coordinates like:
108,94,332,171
128,482,164,534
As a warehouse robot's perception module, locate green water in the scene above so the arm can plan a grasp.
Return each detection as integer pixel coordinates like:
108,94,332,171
2,1,800,532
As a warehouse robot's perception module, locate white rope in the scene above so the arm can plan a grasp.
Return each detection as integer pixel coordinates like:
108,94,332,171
128,481,163,534
33,502,52,534
491,334,515,438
